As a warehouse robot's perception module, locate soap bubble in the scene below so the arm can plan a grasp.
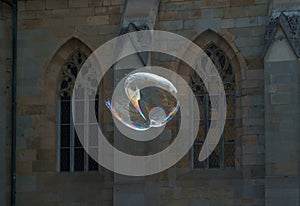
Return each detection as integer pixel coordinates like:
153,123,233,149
106,72,179,131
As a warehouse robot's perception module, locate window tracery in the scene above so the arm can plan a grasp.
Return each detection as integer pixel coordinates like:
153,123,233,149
191,42,236,169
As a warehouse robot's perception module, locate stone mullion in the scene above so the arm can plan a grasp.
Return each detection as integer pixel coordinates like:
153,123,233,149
83,89,89,172
220,128,225,168
205,93,210,168
70,99,75,172
56,97,61,172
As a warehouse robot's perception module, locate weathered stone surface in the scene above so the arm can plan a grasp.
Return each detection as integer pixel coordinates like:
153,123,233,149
3,0,295,206
69,0,89,8
159,20,183,30
86,15,110,25
221,18,235,28
45,0,68,9
236,17,258,28
25,0,46,11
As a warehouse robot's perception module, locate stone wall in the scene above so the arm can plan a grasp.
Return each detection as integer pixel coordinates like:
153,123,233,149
8,0,269,205
264,27,300,206
0,3,12,205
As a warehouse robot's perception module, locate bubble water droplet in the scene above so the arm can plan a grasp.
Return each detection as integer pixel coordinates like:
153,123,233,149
106,72,179,131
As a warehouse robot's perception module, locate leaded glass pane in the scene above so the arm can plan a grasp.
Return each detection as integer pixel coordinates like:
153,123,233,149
208,144,220,168
226,94,235,118
74,130,82,148
74,99,84,124
89,156,99,171
196,121,205,142
60,125,70,148
74,148,84,171
60,149,70,171
224,144,235,167
60,99,70,124
193,144,205,168
224,119,235,142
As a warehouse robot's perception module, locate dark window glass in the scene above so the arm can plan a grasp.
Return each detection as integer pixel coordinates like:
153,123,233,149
60,149,70,171
74,148,84,171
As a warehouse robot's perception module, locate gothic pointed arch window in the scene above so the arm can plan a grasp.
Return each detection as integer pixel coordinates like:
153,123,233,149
191,42,236,169
58,50,99,172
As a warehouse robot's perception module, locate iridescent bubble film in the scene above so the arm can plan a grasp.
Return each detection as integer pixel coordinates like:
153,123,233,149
106,72,179,131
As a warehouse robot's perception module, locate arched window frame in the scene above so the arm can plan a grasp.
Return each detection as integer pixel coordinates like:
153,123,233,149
56,50,99,172
191,42,236,169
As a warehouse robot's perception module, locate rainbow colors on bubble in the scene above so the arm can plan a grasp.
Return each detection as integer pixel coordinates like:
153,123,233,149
106,72,179,131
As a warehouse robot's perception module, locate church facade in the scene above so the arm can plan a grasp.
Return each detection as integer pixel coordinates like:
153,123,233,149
0,0,299,205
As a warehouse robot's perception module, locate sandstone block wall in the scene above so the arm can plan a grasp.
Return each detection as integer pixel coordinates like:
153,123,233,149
0,0,271,205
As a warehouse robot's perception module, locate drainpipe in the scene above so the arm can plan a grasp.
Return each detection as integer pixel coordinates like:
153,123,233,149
1,0,17,206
